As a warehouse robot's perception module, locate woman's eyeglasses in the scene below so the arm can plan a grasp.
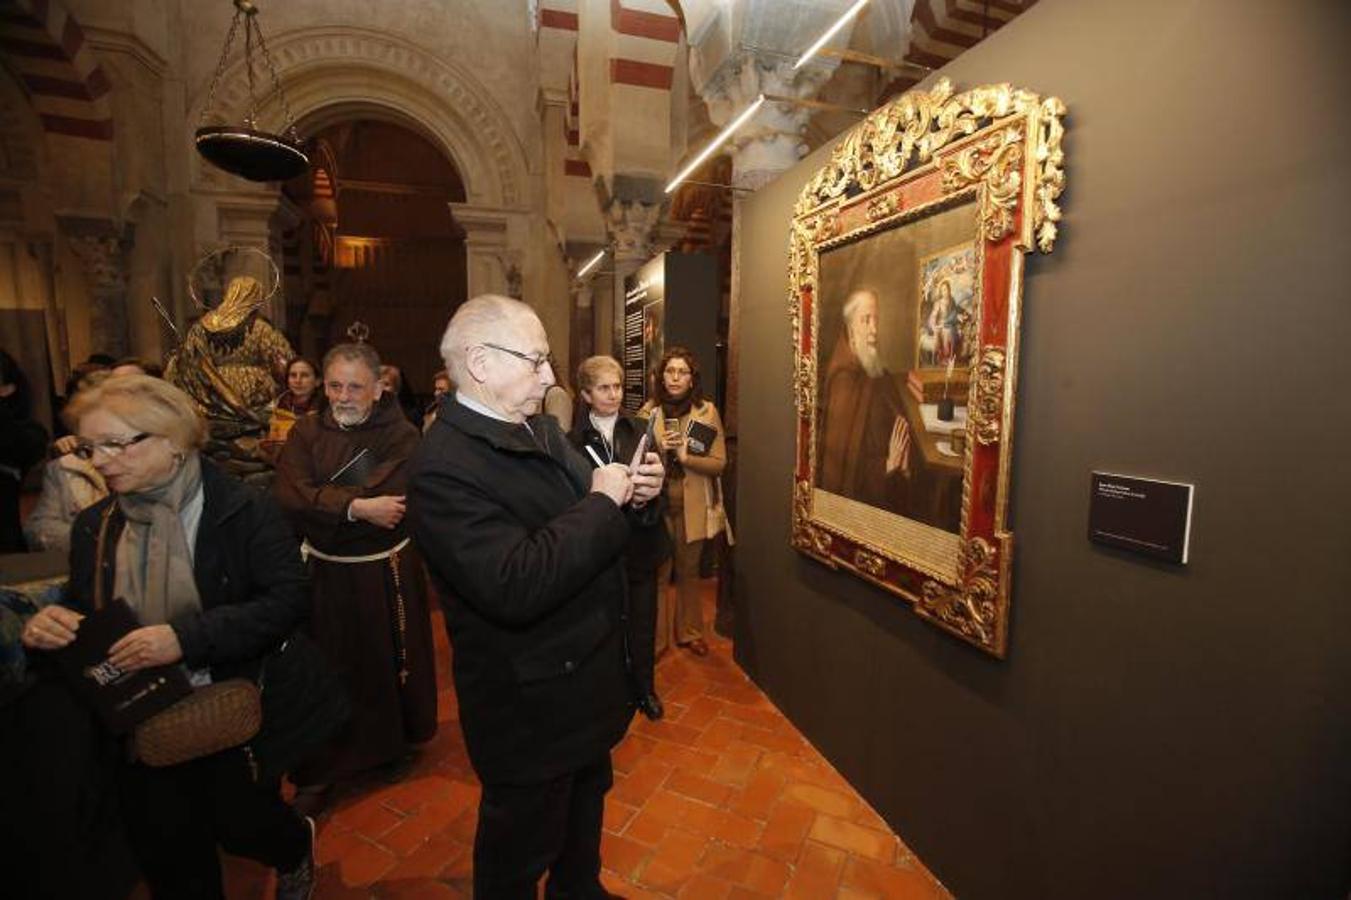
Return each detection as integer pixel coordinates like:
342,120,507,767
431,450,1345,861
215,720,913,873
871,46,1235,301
72,432,153,460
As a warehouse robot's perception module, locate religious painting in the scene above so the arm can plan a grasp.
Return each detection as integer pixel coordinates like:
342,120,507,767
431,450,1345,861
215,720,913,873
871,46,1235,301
790,78,1068,658
813,203,975,537
916,242,978,370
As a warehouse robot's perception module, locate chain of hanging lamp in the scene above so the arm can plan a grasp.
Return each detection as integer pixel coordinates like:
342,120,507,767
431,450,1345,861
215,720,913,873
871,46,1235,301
198,0,300,140
194,0,308,181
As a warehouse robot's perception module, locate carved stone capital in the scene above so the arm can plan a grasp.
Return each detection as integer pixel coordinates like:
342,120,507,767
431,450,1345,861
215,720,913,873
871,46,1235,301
697,54,835,189
60,216,131,295
59,215,132,356
606,199,662,266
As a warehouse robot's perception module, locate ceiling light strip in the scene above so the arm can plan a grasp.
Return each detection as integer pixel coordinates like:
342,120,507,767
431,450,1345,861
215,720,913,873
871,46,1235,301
793,0,871,70
577,248,607,278
664,95,766,194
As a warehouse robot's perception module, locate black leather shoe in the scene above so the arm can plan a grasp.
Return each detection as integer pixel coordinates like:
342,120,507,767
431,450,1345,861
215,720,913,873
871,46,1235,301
637,692,665,721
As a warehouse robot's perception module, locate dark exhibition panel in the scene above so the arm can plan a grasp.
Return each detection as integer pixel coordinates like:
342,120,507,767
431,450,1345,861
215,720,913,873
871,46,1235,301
732,1,1351,898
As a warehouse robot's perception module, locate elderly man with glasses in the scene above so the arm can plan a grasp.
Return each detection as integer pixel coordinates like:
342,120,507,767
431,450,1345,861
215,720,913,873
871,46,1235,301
409,294,665,899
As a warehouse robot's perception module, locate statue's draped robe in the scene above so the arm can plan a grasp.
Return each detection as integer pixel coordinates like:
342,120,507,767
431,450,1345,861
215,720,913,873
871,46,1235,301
166,316,293,439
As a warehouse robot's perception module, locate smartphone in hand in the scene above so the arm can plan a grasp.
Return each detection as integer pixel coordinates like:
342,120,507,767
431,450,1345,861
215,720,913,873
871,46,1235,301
628,433,650,475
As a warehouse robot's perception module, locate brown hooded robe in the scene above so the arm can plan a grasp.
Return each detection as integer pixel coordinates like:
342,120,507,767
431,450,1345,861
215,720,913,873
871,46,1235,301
273,394,437,784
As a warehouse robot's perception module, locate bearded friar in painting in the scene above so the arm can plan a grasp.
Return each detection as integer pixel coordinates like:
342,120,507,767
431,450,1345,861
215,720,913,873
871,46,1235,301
817,289,915,513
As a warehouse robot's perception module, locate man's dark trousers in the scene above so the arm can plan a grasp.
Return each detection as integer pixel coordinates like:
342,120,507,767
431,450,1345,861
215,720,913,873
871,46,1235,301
473,753,613,898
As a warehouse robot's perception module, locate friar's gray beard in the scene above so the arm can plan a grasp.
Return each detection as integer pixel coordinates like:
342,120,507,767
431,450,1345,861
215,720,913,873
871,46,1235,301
332,406,372,427
850,333,884,379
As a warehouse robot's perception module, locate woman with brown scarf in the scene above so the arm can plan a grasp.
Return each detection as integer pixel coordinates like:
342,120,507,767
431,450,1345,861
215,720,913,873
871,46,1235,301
641,346,727,658
20,375,317,900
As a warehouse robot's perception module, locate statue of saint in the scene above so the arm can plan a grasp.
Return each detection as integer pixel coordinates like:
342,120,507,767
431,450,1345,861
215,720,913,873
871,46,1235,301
166,274,293,479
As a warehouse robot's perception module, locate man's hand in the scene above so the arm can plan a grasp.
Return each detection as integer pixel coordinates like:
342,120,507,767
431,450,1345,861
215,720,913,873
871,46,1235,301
591,463,633,507
21,605,83,650
630,452,666,507
886,416,912,476
108,624,183,671
351,495,406,529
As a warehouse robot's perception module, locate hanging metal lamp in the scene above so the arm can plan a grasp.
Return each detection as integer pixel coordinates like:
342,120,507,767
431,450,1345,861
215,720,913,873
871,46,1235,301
195,0,308,182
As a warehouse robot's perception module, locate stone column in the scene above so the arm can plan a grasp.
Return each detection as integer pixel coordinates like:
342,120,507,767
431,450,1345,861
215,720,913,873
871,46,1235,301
695,61,833,438
59,215,132,359
606,197,662,352
569,278,595,375
451,203,518,299
685,33,845,638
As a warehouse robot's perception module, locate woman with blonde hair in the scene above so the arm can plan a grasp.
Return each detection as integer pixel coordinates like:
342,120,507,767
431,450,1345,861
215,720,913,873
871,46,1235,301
568,355,669,719
20,374,317,899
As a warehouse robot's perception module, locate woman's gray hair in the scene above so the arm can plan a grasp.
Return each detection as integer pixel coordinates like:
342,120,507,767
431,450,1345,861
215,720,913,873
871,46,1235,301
439,294,536,386
66,373,207,451
576,355,622,393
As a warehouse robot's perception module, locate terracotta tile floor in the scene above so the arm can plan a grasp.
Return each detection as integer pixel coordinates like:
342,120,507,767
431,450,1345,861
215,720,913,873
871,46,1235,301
208,587,952,898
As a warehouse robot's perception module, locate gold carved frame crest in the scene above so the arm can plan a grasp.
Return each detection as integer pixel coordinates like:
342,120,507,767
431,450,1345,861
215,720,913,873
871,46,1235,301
789,78,1066,658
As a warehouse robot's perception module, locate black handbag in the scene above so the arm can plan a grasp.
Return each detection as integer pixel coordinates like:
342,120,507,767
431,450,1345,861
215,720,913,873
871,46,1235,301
248,630,350,783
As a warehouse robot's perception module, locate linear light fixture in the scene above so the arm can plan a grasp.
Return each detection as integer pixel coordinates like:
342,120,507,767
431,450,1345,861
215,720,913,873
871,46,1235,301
577,248,607,278
664,94,766,194
793,0,871,70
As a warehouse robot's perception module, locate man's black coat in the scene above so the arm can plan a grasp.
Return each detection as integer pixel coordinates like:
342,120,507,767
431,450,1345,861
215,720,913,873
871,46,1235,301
409,397,654,784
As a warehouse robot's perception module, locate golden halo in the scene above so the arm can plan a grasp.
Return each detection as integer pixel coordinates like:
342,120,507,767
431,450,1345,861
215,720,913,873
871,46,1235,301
188,244,280,313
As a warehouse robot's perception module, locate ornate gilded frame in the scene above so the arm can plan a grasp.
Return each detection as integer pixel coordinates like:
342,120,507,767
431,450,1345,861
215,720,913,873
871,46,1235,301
789,78,1066,657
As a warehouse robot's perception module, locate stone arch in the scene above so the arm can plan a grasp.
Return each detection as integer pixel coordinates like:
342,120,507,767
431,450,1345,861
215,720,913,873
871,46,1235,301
188,26,529,208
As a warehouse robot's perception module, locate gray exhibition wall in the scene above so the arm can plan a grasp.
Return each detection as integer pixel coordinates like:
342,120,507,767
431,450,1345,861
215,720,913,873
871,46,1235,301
731,1,1351,897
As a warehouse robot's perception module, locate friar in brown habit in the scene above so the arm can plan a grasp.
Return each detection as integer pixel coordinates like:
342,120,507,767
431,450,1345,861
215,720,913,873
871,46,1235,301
273,342,437,809
818,289,962,531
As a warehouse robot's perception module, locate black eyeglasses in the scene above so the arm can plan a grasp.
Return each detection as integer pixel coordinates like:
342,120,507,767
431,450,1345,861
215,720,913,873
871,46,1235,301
72,432,153,460
481,342,555,374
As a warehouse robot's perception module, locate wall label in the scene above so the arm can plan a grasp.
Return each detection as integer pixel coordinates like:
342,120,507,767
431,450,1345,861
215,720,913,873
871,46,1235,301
1088,472,1194,564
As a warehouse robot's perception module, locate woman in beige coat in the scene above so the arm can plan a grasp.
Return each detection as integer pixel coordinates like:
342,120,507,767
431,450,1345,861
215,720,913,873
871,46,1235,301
642,346,726,657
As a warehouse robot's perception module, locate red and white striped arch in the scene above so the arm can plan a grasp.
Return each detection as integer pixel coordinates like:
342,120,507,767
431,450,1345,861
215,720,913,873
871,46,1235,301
885,0,1039,99
0,0,112,140
544,0,680,184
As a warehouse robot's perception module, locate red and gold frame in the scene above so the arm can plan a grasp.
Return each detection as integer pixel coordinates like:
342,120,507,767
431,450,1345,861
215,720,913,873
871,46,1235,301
789,78,1067,658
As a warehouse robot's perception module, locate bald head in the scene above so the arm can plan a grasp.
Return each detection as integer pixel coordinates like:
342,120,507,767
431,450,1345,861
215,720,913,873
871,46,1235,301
440,293,555,421
440,295,537,385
